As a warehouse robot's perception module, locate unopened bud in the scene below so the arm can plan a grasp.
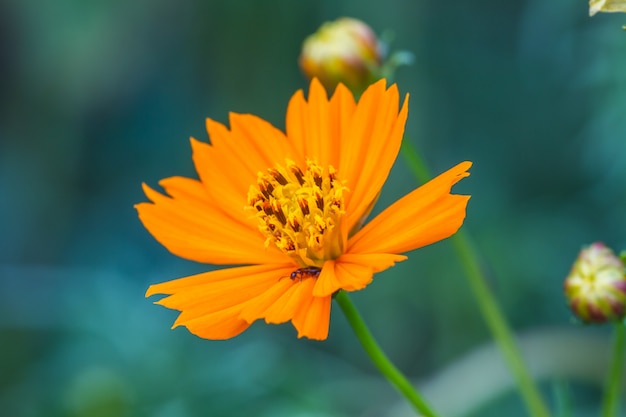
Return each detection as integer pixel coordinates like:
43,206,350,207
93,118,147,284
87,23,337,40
299,18,384,94
564,242,626,323
589,0,626,16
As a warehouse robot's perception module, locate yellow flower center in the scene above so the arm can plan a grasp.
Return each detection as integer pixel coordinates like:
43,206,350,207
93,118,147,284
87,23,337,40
248,159,348,267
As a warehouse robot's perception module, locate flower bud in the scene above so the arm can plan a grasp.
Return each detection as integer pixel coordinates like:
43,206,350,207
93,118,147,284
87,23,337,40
299,18,384,94
564,242,626,323
589,0,626,16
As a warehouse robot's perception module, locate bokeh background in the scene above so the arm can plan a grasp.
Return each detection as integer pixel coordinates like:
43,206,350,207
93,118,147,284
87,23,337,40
2,0,626,416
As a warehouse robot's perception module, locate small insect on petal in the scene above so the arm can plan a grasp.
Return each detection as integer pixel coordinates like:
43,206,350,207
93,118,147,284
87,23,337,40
290,267,322,282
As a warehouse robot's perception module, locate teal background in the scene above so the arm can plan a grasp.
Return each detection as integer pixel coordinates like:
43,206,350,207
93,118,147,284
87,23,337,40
1,0,626,416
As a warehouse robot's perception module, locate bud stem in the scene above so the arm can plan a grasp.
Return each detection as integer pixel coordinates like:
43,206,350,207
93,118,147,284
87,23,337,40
601,323,626,417
334,291,441,417
400,139,552,417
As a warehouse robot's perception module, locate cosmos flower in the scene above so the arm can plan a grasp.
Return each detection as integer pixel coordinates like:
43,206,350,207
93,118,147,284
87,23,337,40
137,78,471,340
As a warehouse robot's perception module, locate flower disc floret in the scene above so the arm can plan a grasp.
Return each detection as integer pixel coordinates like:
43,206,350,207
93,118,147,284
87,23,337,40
248,159,348,267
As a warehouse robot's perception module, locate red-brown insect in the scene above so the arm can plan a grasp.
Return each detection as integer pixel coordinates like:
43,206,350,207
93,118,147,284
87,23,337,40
290,266,321,281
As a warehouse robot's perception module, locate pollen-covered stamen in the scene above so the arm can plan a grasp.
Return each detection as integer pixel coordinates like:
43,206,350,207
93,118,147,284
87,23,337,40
290,165,305,185
272,201,287,225
315,192,324,210
268,168,288,185
287,215,301,232
261,201,273,216
298,197,310,216
247,159,348,267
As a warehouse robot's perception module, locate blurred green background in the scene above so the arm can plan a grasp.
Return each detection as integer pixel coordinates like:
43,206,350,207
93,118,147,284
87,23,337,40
1,0,626,416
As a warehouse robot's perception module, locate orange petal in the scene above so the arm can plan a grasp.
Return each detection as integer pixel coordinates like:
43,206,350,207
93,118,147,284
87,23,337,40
191,135,252,217
302,78,331,166
285,78,340,169
137,182,288,265
311,261,343,297
192,114,302,218
158,176,211,204
241,276,332,340
264,278,318,324
204,114,293,179
328,83,357,167
239,278,294,323
292,292,331,340
348,161,472,255
339,81,409,233
173,304,251,340
338,253,407,273
313,254,388,297
147,264,294,340
229,113,303,170
285,88,308,159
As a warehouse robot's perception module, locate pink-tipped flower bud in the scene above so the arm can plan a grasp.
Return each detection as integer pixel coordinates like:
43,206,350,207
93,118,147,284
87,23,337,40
299,17,384,94
564,242,626,323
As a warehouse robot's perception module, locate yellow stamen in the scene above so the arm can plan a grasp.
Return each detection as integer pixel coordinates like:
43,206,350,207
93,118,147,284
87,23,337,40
248,159,347,267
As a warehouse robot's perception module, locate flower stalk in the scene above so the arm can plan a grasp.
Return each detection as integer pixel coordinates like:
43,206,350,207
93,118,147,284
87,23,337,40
400,140,552,417
334,291,441,417
601,323,626,417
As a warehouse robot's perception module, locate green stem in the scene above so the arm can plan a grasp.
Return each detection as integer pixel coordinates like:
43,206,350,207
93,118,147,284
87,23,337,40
601,323,625,417
400,140,552,417
449,232,550,417
399,140,431,184
335,291,441,417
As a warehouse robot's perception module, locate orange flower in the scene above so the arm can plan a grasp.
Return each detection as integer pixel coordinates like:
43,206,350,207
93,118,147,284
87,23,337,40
137,79,471,341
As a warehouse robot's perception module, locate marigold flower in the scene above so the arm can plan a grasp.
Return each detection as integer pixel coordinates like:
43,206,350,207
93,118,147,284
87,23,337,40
564,242,626,323
299,17,384,94
589,0,626,16
137,79,471,340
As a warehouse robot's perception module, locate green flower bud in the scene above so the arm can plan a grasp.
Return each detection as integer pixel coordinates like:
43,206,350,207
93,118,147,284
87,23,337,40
564,242,626,323
299,18,384,94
